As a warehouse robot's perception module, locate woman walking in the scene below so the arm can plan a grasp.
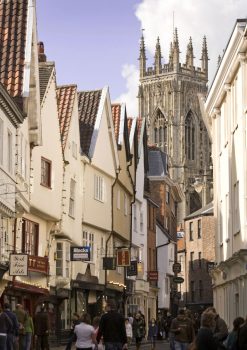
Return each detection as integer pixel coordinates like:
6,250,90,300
24,310,34,350
224,317,244,350
148,319,158,350
195,311,218,350
74,313,97,350
133,313,145,350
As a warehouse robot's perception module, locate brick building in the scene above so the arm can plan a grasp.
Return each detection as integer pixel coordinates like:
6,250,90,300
183,202,215,312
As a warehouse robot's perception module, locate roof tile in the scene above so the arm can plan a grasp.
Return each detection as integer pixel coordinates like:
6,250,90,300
111,103,121,142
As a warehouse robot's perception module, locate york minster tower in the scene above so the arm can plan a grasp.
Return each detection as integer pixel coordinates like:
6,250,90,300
138,29,212,223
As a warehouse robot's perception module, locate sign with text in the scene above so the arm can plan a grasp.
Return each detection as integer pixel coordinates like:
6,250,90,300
116,248,130,266
127,260,138,276
173,276,184,284
70,246,90,261
148,271,158,281
103,257,116,270
28,255,49,274
172,262,181,274
9,254,28,276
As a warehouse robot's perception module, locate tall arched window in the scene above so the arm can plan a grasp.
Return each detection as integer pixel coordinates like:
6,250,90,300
153,110,167,152
185,113,195,160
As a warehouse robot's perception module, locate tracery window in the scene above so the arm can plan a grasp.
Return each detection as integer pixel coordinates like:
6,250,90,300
185,112,195,160
153,110,168,152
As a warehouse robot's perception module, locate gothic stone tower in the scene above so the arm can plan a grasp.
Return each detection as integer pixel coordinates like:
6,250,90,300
138,29,212,223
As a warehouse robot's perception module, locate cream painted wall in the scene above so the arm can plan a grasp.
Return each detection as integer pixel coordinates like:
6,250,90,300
30,74,63,221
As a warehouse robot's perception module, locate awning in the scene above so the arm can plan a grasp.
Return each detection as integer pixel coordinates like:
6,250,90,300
8,281,49,295
71,280,104,291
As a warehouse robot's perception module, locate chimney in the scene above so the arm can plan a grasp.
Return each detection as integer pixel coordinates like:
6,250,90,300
38,42,47,62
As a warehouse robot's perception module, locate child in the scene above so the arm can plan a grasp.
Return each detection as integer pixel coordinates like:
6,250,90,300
148,318,158,350
125,318,133,347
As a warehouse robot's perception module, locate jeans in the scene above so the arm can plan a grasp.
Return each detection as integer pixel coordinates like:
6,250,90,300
105,343,124,350
24,333,32,350
174,341,189,350
6,333,15,350
0,335,7,350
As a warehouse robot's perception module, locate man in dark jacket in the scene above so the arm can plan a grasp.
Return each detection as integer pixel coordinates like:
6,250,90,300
34,305,50,350
0,305,13,349
4,303,19,350
170,309,195,349
238,317,247,350
97,299,127,350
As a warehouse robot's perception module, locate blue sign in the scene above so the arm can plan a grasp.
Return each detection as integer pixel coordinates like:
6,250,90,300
70,246,90,261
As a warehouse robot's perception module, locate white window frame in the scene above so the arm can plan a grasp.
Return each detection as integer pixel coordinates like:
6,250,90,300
56,241,70,278
82,230,94,261
94,174,104,202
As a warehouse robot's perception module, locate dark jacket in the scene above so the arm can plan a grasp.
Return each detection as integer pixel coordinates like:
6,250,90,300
214,315,228,342
0,312,13,334
133,317,145,339
4,309,19,336
170,315,194,343
196,327,218,350
34,311,49,336
97,310,127,344
148,323,158,339
238,322,247,350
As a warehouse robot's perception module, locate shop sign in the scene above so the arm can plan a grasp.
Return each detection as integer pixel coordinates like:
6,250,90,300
28,255,49,274
103,257,116,270
148,271,158,281
172,262,181,273
9,254,28,276
70,246,90,261
127,260,137,276
173,276,184,284
116,248,130,266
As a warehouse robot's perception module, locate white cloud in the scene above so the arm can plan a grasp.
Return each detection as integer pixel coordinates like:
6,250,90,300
114,64,139,117
117,0,246,116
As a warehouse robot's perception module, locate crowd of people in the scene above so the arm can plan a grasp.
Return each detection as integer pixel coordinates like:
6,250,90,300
1,301,247,350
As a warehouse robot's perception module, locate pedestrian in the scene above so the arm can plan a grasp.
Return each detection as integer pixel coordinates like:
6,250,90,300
133,312,145,350
128,313,134,326
0,304,13,350
65,312,80,350
96,299,127,350
164,312,172,340
237,315,247,350
138,311,146,338
24,310,34,350
170,308,194,350
3,303,19,350
74,313,97,350
157,315,165,340
125,318,133,347
148,318,158,350
34,304,50,350
193,311,218,350
92,316,103,350
15,304,27,350
204,307,228,347
224,316,244,350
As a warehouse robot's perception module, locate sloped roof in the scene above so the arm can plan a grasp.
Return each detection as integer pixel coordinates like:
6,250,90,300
78,89,102,156
185,201,213,220
111,103,121,141
127,117,133,133
39,62,54,104
57,85,77,151
0,0,28,99
147,149,168,177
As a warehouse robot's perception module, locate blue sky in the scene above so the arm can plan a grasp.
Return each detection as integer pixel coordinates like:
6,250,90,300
36,0,142,100
36,0,247,117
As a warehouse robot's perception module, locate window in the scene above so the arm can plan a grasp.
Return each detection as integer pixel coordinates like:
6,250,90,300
185,113,195,160
199,280,203,299
233,181,240,234
69,179,76,217
7,130,12,173
72,141,77,159
198,252,202,268
0,118,3,165
140,212,143,232
166,189,170,204
124,194,128,216
94,175,104,202
82,230,94,261
117,190,121,210
190,251,194,271
56,242,63,276
191,281,195,302
82,231,88,246
198,219,201,238
41,157,51,187
149,248,152,270
153,249,156,270
189,222,193,240
22,219,39,255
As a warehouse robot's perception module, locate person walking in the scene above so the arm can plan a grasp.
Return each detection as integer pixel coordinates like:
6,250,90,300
24,310,34,350
15,304,27,350
65,313,80,350
237,315,247,350
204,307,228,348
164,313,172,340
170,309,194,350
96,299,127,350
0,304,13,350
74,313,97,350
92,316,102,350
3,303,19,350
34,305,50,350
148,318,158,350
125,318,133,347
133,312,145,350
224,316,244,350
195,311,218,350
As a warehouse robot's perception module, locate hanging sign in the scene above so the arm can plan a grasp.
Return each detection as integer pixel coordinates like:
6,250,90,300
9,254,28,276
70,246,90,261
127,260,138,276
116,248,130,266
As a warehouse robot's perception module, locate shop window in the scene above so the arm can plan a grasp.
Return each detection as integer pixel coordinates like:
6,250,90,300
22,219,39,256
41,157,52,188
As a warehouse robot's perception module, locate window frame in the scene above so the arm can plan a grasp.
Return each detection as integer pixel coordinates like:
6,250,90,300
69,179,76,218
22,218,39,256
189,222,194,241
41,157,52,188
